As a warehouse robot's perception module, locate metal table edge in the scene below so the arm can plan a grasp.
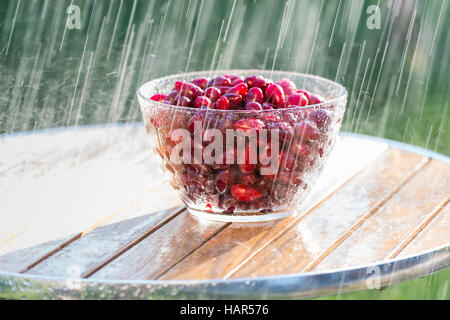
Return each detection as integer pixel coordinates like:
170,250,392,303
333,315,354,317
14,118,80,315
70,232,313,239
0,243,448,299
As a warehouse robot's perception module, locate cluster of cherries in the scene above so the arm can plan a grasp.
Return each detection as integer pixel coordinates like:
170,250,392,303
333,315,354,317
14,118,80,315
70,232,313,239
150,74,324,111
148,74,333,215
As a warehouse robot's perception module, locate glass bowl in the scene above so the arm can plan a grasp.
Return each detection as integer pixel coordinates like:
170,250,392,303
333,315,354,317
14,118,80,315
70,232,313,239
137,70,347,222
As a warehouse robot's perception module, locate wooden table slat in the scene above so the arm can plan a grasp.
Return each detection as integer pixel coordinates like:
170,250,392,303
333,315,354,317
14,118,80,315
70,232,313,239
387,196,449,259
216,149,427,279
1,125,449,297
85,136,386,280
313,160,450,271
0,178,183,273
7,134,387,280
398,202,450,257
90,212,229,280
0,128,175,272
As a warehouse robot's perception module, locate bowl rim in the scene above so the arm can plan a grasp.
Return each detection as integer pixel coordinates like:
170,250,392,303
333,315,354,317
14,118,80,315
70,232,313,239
137,69,347,113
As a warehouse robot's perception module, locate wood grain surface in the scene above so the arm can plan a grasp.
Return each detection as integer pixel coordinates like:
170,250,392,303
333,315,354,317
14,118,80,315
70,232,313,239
0,126,448,283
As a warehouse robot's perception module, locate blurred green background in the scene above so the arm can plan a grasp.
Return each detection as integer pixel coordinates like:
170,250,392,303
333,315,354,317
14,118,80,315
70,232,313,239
0,0,448,299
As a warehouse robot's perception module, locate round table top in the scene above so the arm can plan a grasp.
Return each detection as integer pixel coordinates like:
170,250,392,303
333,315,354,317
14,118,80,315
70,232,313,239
0,123,448,299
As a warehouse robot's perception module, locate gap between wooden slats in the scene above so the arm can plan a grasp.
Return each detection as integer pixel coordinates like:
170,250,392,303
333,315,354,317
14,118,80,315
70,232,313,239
18,141,448,281
16,182,184,275
85,211,229,280
302,158,431,272
81,207,187,278
160,149,427,280
85,137,388,280
386,196,450,259
7,135,386,279
397,202,450,257
309,159,449,273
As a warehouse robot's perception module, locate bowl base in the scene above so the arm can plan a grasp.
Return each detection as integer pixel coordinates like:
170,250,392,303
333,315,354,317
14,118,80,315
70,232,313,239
187,206,298,223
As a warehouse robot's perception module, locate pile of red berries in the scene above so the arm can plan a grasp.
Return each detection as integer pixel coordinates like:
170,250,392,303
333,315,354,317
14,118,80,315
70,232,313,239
145,74,338,215
150,74,324,110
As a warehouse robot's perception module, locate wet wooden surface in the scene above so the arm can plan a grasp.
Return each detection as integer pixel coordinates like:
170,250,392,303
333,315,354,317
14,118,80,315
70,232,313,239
0,125,449,283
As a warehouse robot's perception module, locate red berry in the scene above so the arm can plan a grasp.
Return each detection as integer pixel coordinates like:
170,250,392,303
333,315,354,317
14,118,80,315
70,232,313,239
231,184,262,202
279,151,297,171
308,94,325,105
282,112,298,124
236,144,258,174
187,113,205,132
290,140,310,157
244,75,270,92
191,77,208,89
150,93,166,102
206,76,231,88
216,115,234,133
260,112,282,122
261,102,274,110
244,102,263,110
215,95,230,110
297,89,311,100
276,78,297,96
174,95,191,107
246,87,264,104
279,121,294,137
286,93,308,107
194,96,211,108
225,74,243,82
226,83,248,96
266,84,286,108
216,168,235,193
266,121,293,141
230,78,244,86
308,109,330,128
223,93,243,107
179,82,203,100
215,86,229,95
234,118,266,131
165,90,179,103
294,120,319,140
174,81,183,91
204,87,221,102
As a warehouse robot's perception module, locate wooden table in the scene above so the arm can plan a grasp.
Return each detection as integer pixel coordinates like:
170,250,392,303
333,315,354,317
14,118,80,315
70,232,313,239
0,123,448,299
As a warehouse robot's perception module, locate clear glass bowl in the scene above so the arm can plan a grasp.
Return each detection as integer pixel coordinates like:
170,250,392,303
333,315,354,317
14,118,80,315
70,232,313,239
137,70,347,222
